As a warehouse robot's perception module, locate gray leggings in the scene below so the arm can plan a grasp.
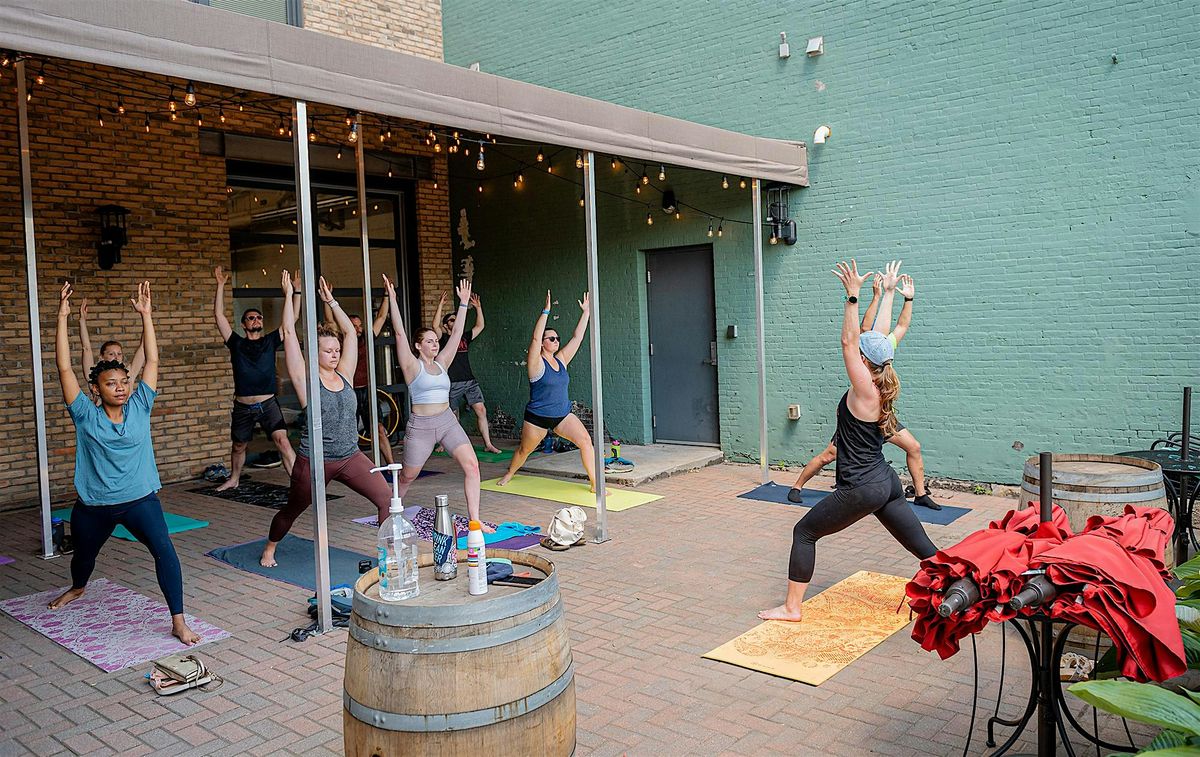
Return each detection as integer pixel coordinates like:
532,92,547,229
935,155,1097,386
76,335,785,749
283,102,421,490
788,471,936,582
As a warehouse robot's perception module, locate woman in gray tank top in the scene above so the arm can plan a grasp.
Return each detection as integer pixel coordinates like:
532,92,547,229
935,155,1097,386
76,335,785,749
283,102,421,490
258,271,393,568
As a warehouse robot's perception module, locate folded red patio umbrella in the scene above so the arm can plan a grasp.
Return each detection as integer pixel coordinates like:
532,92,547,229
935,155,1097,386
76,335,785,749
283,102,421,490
1081,505,1174,581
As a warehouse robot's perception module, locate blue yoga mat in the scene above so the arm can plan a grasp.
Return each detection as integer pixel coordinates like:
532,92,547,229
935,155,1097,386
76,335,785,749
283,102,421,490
52,507,209,541
737,481,970,526
456,521,541,550
206,535,370,591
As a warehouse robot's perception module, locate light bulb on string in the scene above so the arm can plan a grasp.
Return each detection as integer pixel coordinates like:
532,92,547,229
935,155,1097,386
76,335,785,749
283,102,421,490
717,222,724,237
386,127,393,140
453,130,460,140
184,81,196,107
646,211,653,226
387,167,393,178
769,228,778,245
168,85,177,112
476,145,486,171
287,126,292,137
739,177,747,189
196,112,203,127
721,175,729,189
477,184,483,193
707,222,714,238
641,171,649,185
117,98,126,116
434,142,442,153
1,52,10,68
635,183,641,195
35,64,45,86
219,108,226,124
579,195,585,207
277,117,286,136
611,156,618,169
513,175,520,188
336,146,343,160
144,115,151,133
379,129,386,143
97,107,104,127
345,111,354,127
536,146,545,163
658,165,666,181
348,122,358,143
170,110,177,121
433,180,439,189
675,210,681,220
575,152,583,169
547,163,554,174
238,103,244,112
309,130,317,143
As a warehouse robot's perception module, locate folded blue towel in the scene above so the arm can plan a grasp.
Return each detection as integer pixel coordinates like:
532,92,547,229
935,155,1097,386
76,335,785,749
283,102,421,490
457,521,541,549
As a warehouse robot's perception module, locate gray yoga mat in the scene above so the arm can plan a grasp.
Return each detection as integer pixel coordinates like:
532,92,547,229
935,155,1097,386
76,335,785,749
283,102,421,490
206,534,371,591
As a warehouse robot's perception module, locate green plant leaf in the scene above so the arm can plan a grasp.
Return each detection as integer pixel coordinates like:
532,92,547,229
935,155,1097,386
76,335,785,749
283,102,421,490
1180,581,1200,601
1148,729,1191,751
1175,555,1200,583
1184,690,1200,708
1180,605,1200,632
1069,680,1200,735
1182,630,1200,669
1138,747,1200,756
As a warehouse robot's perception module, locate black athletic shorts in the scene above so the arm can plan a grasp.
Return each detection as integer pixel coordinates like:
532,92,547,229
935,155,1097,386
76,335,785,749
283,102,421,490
524,407,568,431
230,397,288,442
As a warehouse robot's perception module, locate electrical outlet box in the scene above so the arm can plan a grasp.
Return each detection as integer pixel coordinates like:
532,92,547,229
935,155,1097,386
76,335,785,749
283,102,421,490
787,404,801,420
726,324,738,339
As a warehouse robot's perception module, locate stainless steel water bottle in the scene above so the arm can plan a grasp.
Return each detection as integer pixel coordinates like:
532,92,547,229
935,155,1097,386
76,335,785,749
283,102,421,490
432,494,458,580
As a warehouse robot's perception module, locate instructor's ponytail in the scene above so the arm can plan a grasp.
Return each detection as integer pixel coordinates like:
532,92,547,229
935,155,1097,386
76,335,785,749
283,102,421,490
869,362,901,438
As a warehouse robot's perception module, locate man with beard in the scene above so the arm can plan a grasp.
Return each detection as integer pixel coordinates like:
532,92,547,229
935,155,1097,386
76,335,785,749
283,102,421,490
213,266,298,491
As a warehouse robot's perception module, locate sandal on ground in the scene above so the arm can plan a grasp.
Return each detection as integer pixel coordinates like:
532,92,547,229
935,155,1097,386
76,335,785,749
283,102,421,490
540,537,571,552
572,536,587,547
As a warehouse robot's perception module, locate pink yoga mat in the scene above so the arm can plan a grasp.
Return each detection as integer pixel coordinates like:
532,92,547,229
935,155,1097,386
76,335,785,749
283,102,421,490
0,578,230,672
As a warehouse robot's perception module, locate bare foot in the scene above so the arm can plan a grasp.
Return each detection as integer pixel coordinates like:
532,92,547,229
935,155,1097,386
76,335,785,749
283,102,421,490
49,587,85,609
758,604,804,622
215,478,239,492
481,522,497,534
259,548,277,568
496,474,513,486
484,445,502,454
172,617,202,646
589,485,608,495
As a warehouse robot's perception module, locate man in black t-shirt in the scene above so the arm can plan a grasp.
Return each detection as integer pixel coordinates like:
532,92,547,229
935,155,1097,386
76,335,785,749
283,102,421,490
213,266,299,490
433,291,502,454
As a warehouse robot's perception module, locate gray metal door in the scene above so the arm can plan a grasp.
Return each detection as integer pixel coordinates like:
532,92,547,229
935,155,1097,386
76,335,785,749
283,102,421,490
646,245,719,445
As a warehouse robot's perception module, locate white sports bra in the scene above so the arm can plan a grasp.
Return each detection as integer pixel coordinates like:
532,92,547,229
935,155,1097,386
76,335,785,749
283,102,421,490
409,361,450,404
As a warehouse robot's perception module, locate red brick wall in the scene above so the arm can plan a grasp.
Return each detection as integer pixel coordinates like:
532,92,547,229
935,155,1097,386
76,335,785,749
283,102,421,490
0,59,450,511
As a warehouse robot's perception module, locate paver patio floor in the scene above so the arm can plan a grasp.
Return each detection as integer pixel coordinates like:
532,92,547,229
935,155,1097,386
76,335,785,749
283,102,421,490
0,459,1153,755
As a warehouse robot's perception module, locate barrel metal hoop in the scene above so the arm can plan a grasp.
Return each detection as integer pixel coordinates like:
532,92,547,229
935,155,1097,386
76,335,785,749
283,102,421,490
353,570,559,626
349,600,564,654
344,661,574,732
1020,481,1166,503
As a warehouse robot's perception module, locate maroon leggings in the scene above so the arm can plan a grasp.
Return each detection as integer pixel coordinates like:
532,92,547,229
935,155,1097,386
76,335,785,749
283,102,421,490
268,452,391,542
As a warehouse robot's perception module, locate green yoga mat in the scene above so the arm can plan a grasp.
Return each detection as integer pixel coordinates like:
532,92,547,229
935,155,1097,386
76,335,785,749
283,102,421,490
434,444,515,463
52,507,209,541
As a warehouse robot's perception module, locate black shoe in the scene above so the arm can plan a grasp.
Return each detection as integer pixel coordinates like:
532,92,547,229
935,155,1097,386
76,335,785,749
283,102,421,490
914,494,942,511
786,487,805,504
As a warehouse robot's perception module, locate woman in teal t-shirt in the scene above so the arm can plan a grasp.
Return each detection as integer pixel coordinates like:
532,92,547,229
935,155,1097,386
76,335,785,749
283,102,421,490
50,281,199,646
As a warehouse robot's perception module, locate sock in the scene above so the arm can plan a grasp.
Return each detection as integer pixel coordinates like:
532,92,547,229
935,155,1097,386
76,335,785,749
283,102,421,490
914,494,941,510
786,487,805,504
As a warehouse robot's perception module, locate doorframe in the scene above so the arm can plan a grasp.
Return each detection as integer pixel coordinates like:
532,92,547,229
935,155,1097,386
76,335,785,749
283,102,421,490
642,243,721,448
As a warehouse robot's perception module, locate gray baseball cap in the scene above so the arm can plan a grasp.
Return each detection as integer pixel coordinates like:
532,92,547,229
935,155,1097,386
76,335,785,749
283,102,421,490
859,331,894,366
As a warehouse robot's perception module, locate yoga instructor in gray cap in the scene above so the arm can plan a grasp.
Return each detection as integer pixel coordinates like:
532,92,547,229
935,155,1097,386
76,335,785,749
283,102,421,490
760,260,937,622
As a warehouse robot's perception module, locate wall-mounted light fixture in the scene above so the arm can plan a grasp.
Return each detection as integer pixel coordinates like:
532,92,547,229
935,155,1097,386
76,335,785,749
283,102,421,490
765,185,797,246
778,32,790,59
96,204,130,270
806,36,824,56
813,125,831,144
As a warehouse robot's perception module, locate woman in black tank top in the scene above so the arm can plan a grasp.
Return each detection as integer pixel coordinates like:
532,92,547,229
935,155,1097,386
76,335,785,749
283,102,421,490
759,260,936,622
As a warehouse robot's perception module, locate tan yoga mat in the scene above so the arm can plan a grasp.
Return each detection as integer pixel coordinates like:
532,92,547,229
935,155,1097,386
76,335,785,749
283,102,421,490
480,474,662,511
703,570,912,686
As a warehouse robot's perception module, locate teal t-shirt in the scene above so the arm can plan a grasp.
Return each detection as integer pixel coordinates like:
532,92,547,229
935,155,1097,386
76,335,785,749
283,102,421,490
67,382,161,505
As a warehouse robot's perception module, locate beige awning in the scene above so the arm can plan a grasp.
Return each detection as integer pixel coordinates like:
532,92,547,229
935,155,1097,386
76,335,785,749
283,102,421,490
0,0,807,186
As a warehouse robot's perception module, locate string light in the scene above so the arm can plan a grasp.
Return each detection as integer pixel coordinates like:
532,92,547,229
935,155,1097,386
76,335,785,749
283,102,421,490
641,170,649,185
348,121,358,143
168,85,177,112
116,98,125,115
611,156,618,169
97,107,104,127
579,194,585,207
707,222,714,237
476,145,486,171
464,146,471,156
386,126,393,140
35,64,45,86
277,117,286,136
721,175,729,189
635,183,641,195
477,184,483,193
387,167,393,177
219,108,226,124
0,52,10,68
144,115,151,133
345,111,354,127
646,211,653,226
675,210,682,220
658,165,666,181
434,142,442,153
547,162,554,174
169,111,177,121
336,146,343,160
184,81,196,107
536,146,545,163
739,177,747,189
769,228,778,244
517,171,524,183
575,152,583,169
196,111,203,127
513,175,520,188
309,129,318,143
717,222,724,237
433,179,438,189
238,103,244,112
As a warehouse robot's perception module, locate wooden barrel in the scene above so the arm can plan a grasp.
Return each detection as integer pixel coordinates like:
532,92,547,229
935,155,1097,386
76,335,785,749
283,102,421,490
343,549,575,756
1018,453,1172,565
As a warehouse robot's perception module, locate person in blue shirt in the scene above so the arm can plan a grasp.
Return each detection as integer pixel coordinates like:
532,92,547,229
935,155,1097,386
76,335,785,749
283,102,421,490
497,289,598,492
50,280,199,646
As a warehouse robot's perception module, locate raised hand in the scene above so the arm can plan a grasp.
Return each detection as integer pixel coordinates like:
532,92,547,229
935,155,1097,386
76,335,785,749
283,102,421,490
438,291,448,308
58,281,73,318
470,293,481,309
898,274,915,299
578,292,590,312
832,259,870,296
455,278,472,306
881,260,902,291
131,281,152,315
871,273,882,298
317,276,334,304
280,269,294,297
79,298,89,322
214,266,231,286
382,273,396,301
544,290,552,312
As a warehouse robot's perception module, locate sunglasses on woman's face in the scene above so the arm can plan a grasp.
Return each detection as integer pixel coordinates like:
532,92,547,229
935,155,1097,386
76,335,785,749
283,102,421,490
543,335,560,342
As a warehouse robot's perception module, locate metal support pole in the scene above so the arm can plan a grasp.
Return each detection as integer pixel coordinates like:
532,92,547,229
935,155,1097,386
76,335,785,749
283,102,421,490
1037,451,1055,755
1182,386,1192,461
17,60,55,560
582,151,608,543
751,179,769,485
1038,451,1053,524
294,101,332,633
354,114,380,466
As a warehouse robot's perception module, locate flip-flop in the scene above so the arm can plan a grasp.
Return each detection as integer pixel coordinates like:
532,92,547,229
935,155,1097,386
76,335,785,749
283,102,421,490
572,536,587,547
539,537,570,552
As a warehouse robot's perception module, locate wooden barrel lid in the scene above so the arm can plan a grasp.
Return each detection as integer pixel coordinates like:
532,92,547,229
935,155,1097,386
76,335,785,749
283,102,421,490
1022,453,1163,488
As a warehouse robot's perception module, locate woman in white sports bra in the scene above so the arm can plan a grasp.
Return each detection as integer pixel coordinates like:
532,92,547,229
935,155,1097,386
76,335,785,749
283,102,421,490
383,274,490,530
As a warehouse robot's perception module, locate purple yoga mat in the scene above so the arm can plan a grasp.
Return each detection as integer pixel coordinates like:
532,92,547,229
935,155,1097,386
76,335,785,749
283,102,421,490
0,555,14,566
488,534,542,551
0,578,230,672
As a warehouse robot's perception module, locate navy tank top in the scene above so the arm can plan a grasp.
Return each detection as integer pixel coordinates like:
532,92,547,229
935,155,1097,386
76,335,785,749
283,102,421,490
832,391,892,488
527,357,571,417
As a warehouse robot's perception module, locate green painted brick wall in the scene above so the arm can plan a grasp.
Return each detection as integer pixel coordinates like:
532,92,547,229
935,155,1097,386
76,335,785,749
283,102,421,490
443,0,1200,483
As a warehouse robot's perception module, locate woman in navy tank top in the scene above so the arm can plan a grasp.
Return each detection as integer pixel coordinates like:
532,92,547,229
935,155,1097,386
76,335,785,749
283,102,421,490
760,260,936,622
497,289,599,492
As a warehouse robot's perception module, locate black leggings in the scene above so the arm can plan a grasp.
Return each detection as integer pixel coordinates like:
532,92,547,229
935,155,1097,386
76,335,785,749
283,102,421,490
788,472,936,583
70,492,185,615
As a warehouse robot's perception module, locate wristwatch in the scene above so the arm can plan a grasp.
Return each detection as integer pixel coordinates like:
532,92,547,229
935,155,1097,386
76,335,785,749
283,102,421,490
847,295,858,304
904,296,914,302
